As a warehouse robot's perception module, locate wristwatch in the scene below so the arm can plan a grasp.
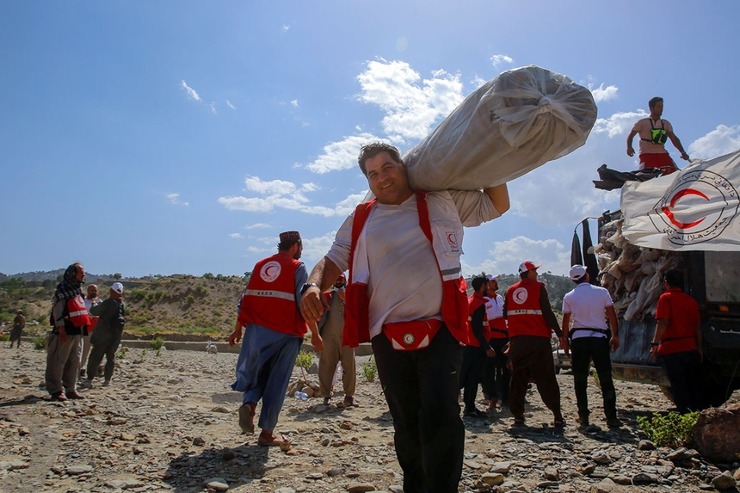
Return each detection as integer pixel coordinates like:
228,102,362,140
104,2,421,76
300,282,319,295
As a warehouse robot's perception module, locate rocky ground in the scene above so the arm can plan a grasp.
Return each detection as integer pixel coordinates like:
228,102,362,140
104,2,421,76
0,343,738,493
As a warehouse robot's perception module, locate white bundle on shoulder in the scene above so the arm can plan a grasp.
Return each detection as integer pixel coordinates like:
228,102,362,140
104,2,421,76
402,65,597,191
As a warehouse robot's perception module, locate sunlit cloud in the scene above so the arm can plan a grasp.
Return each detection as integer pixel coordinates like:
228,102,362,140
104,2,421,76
246,223,272,230
688,124,740,160
166,193,189,207
490,54,513,69
209,102,217,114
229,233,243,239
461,235,571,278
305,133,379,173
592,110,647,138
590,83,619,103
180,80,201,102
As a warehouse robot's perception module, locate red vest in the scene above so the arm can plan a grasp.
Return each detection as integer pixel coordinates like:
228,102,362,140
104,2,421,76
66,295,91,328
505,279,551,338
343,192,472,347
238,253,307,337
467,292,487,347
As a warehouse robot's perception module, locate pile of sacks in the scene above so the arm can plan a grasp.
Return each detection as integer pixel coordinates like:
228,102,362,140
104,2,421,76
595,218,684,321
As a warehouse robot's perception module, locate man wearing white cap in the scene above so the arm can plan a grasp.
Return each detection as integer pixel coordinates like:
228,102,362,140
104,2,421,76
504,261,564,427
561,265,621,428
80,282,126,388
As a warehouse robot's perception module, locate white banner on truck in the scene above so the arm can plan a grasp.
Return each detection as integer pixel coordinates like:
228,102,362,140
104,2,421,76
621,149,740,250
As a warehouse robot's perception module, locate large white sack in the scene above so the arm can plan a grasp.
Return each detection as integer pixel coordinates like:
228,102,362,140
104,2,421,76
402,65,597,191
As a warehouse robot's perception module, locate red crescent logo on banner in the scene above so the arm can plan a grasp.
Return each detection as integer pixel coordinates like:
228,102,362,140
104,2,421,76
661,188,709,229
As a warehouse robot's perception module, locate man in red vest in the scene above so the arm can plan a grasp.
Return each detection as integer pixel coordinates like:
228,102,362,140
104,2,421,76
460,275,492,418
483,274,509,412
229,231,322,448
300,142,509,493
504,261,564,428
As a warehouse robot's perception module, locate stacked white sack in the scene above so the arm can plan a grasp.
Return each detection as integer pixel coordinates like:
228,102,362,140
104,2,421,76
402,65,597,191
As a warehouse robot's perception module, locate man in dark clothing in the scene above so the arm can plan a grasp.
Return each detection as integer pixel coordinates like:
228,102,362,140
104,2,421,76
80,282,125,388
504,261,564,427
9,310,25,348
460,275,493,417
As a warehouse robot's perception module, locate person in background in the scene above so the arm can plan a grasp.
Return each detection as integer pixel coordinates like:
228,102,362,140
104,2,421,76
80,284,101,378
80,282,126,388
483,274,509,412
45,262,90,401
460,275,491,418
504,261,564,428
651,269,704,413
300,142,510,493
317,273,357,408
9,310,25,349
560,265,621,428
229,231,322,448
626,96,689,175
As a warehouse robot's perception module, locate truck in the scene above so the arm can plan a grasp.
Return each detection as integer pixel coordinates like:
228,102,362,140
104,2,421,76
573,155,740,407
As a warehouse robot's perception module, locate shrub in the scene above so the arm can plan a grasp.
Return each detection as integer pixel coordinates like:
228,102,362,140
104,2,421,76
362,357,377,382
33,336,47,350
295,350,313,381
116,346,129,360
637,411,699,448
0,334,8,342
150,337,165,352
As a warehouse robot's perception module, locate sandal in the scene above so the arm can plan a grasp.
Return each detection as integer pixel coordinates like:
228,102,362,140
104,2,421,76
551,418,566,428
257,432,290,447
239,402,256,434
512,417,525,428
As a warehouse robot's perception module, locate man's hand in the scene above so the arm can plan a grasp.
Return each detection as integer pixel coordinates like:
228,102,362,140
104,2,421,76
308,320,324,352
229,322,243,346
300,285,325,325
485,347,495,358
559,335,570,356
627,145,635,157
609,335,620,352
58,326,68,343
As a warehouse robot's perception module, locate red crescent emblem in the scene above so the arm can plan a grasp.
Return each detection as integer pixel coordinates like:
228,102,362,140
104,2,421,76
265,265,277,277
661,188,709,230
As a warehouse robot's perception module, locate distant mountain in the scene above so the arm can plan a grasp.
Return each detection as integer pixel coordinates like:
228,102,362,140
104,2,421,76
0,269,116,284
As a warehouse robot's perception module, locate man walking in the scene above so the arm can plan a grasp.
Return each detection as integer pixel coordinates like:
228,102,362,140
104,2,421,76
460,275,491,418
317,273,357,407
651,269,704,413
229,231,322,448
483,275,509,412
9,310,25,349
626,96,690,175
561,265,621,428
301,142,509,493
45,262,91,401
80,283,125,388
504,261,564,427
80,284,101,378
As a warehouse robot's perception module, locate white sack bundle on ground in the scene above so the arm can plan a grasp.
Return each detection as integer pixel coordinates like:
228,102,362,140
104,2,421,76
402,65,597,191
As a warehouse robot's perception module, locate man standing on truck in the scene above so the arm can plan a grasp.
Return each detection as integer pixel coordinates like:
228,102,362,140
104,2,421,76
504,261,565,428
651,269,703,413
626,96,690,175
561,265,622,428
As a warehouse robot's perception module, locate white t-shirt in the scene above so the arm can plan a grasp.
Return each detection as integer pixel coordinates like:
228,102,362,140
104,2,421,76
562,283,614,339
484,294,504,320
326,190,499,339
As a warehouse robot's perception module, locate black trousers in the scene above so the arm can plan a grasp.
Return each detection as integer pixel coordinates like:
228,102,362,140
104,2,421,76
570,337,617,419
483,338,510,404
87,337,121,382
661,350,702,413
372,325,464,493
460,346,485,412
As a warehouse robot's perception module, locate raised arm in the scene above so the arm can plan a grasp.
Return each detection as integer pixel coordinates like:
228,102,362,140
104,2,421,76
484,183,510,215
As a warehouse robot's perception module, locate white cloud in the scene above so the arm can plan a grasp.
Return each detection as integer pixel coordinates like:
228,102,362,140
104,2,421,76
301,231,339,266
180,80,201,102
688,124,740,160
356,59,464,141
246,223,272,229
218,178,363,218
461,235,571,277
490,54,513,69
305,133,379,173
209,102,217,114
229,233,243,239
590,83,618,103
226,100,236,110
282,24,290,33
290,100,299,108
592,110,647,138
166,193,189,207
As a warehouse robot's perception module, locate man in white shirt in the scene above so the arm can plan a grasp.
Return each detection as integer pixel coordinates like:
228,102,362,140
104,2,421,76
561,265,621,428
301,142,509,493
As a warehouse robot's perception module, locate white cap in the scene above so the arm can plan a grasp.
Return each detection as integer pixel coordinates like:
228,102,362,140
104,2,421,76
111,282,124,294
518,261,540,274
569,265,588,281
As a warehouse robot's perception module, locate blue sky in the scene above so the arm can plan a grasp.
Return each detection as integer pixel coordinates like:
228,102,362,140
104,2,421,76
2,1,738,279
